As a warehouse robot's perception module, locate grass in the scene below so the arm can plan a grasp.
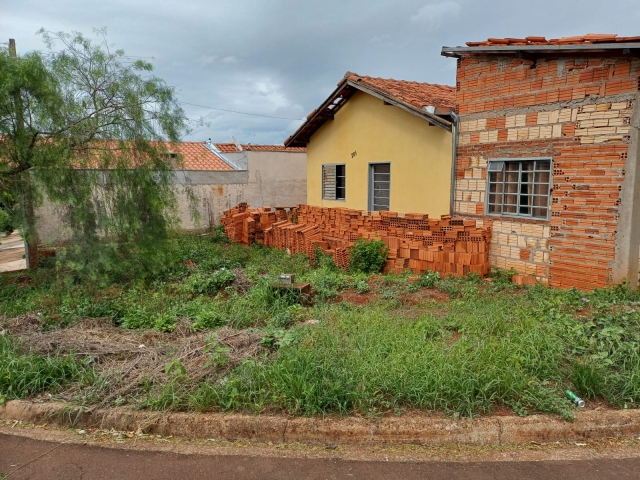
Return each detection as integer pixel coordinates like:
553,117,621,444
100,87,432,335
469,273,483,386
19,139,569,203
0,335,92,401
1,230,640,419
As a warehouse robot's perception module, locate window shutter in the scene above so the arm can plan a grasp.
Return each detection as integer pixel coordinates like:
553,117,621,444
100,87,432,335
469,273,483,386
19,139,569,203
323,165,337,200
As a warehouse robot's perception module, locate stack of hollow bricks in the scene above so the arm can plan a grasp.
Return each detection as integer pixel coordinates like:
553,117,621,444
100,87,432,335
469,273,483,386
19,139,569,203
455,53,640,290
221,203,492,277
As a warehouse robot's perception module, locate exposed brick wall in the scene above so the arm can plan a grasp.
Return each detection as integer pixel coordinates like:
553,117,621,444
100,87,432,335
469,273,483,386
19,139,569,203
454,54,640,290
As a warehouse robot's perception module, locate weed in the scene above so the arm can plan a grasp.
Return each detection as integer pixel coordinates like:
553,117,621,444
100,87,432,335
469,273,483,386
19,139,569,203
355,280,370,294
349,238,388,274
4,232,640,418
181,268,236,295
204,333,231,368
0,335,91,399
418,270,440,289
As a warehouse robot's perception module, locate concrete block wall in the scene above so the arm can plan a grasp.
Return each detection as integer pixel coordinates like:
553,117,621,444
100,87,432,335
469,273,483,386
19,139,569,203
454,54,640,290
36,151,307,244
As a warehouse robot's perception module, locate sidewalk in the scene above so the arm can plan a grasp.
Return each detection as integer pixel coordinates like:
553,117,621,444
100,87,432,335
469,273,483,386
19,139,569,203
0,231,26,273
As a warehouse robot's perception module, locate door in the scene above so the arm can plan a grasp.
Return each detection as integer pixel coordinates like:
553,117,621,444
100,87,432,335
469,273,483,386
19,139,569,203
369,163,390,211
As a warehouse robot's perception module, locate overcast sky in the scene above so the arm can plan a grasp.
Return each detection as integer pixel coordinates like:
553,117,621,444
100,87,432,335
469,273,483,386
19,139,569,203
3,0,640,145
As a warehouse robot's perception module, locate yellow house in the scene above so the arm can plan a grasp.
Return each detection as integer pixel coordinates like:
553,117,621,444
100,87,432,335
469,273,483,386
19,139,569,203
285,72,456,215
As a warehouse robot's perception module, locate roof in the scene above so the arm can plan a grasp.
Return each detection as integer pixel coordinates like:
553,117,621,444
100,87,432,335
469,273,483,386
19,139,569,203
442,34,640,57
69,141,235,171
173,142,234,170
213,143,306,153
344,73,455,110
285,72,455,147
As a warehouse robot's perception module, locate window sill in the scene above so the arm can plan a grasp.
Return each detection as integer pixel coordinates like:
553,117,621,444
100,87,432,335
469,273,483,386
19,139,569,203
460,212,550,225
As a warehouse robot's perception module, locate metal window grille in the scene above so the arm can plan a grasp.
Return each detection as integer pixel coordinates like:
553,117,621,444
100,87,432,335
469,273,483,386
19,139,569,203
486,158,551,219
322,164,346,200
369,163,391,211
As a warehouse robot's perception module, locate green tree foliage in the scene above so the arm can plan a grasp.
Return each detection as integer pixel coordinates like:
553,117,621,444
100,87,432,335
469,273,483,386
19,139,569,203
0,29,193,281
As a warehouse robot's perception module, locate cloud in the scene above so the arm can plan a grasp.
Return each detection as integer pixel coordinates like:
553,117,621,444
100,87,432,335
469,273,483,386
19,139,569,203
369,34,391,44
410,1,460,30
5,0,635,146
197,54,217,67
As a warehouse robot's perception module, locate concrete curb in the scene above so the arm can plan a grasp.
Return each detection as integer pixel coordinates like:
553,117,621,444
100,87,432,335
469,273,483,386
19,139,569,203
2,400,640,446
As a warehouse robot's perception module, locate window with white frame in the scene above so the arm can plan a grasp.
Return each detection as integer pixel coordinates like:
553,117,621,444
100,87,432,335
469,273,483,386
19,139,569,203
486,158,551,219
369,163,391,211
322,164,345,200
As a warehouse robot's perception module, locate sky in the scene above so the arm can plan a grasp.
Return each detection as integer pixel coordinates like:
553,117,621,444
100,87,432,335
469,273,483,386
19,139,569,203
3,0,640,145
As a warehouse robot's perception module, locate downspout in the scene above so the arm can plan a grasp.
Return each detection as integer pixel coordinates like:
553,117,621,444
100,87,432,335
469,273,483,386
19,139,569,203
449,109,459,217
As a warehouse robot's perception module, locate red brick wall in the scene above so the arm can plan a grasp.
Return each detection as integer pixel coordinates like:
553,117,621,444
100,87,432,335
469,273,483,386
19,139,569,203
454,54,640,290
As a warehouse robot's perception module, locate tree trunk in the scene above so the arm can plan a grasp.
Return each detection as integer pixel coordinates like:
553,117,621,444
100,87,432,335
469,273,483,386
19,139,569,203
22,171,38,269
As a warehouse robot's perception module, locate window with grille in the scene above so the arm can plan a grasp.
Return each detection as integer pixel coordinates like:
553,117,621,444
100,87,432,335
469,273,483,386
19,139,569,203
322,164,346,200
486,158,551,219
369,163,391,211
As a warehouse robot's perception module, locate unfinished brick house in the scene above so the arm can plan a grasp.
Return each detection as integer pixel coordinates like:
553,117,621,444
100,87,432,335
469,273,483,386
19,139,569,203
441,34,640,290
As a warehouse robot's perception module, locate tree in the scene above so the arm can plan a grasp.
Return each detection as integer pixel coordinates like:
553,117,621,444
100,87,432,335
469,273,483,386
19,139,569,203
0,29,192,281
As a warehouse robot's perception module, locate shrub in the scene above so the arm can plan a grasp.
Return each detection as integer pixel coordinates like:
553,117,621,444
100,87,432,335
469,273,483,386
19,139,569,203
349,238,388,274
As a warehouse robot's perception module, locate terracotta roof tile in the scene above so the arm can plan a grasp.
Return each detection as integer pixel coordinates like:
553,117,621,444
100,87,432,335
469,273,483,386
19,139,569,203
345,73,455,110
213,143,306,153
69,140,234,171
172,142,233,170
465,33,640,47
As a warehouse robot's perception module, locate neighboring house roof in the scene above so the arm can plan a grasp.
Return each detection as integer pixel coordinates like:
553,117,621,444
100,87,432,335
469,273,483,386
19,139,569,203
173,142,234,170
285,71,455,147
213,143,306,153
69,141,235,171
442,34,640,57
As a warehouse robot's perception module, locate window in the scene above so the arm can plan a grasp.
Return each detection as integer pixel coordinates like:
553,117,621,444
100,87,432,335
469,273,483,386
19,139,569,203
486,158,551,219
369,163,391,211
322,164,346,200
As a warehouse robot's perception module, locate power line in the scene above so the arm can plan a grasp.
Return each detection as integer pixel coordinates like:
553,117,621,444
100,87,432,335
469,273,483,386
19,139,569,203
179,101,301,120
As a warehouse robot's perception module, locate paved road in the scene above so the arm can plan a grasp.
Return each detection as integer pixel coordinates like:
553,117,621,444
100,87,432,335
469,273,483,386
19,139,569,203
2,433,640,480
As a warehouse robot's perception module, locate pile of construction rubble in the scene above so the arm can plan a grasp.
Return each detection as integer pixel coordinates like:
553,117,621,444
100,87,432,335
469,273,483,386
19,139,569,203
221,203,492,277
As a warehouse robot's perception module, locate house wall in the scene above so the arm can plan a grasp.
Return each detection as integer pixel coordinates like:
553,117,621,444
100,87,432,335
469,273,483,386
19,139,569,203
36,151,307,243
176,150,307,228
454,53,640,289
306,90,452,215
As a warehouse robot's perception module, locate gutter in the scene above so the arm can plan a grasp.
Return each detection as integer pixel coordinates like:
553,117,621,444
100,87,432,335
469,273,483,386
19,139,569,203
449,109,459,217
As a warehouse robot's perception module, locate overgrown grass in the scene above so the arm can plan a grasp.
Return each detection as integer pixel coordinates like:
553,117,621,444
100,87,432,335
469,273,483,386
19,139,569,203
0,335,92,401
2,232,640,418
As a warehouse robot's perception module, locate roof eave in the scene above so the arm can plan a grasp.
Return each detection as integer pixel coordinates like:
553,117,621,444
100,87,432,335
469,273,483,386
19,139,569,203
285,79,453,147
441,43,640,58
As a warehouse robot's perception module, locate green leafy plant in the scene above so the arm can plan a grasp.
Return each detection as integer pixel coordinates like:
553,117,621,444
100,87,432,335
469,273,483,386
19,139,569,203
418,270,440,288
181,269,236,295
204,333,231,368
349,238,388,274
356,280,370,294
0,208,13,234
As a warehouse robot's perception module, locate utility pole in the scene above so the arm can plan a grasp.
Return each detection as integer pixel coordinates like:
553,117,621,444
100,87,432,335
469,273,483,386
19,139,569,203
9,38,38,269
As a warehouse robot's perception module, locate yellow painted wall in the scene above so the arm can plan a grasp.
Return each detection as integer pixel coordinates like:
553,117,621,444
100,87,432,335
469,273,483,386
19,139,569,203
306,91,452,215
